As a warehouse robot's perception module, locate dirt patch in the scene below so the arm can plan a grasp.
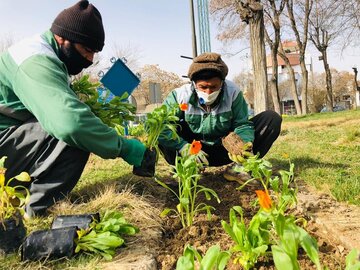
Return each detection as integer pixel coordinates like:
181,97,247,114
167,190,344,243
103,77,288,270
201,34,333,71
145,167,352,270
296,183,360,251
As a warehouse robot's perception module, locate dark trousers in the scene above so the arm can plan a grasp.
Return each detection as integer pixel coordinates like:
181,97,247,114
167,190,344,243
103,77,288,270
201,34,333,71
159,110,282,166
0,118,89,217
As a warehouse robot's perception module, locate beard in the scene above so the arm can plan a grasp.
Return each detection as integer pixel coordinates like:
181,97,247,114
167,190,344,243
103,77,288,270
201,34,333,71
58,43,93,75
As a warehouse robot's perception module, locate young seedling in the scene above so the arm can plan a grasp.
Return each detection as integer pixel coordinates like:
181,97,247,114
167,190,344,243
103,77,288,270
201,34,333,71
176,244,230,270
133,104,181,177
72,74,136,128
0,156,31,254
221,206,271,270
0,156,31,222
156,140,220,228
75,210,139,260
144,104,180,155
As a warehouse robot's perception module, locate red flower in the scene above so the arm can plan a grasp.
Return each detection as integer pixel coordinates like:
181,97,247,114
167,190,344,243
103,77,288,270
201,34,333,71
255,190,272,210
179,103,188,111
189,140,202,155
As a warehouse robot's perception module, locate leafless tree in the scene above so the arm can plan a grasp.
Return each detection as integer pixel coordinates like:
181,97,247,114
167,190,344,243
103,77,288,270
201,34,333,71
286,0,313,114
0,34,14,53
307,71,326,112
308,0,352,111
134,64,185,105
340,0,360,47
233,71,254,105
210,0,269,114
277,42,302,114
263,0,286,115
111,42,143,72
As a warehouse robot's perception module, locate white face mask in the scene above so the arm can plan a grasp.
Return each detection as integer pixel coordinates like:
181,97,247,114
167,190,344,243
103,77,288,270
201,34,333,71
196,89,221,105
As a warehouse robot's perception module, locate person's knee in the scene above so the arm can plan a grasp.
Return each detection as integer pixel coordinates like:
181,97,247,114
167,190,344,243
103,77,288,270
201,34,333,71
264,110,282,123
263,110,282,133
66,146,90,166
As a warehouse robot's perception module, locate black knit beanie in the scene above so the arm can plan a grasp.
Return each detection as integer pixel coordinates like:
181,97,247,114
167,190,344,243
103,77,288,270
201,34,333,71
50,0,105,51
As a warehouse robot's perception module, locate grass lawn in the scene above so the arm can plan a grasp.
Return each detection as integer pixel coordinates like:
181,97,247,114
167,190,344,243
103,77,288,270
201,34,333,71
267,109,360,205
1,109,360,269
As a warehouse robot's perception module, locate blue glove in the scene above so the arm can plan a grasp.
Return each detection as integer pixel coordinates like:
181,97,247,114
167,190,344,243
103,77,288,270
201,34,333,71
119,138,146,166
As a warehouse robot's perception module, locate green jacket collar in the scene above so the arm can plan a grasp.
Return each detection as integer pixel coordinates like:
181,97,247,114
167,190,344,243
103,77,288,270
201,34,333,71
41,30,60,56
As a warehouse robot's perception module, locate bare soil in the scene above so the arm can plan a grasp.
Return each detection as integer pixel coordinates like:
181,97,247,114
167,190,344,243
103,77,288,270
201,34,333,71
140,165,358,270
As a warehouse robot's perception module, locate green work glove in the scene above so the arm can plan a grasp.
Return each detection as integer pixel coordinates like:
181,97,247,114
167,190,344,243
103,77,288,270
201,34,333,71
119,138,146,167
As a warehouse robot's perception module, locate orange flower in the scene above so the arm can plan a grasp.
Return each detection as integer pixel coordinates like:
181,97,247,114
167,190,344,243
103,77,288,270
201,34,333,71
189,140,202,155
179,103,188,111
255,190,272,210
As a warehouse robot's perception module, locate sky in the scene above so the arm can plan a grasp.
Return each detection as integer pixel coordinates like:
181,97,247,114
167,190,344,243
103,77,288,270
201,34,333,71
0,0,359,80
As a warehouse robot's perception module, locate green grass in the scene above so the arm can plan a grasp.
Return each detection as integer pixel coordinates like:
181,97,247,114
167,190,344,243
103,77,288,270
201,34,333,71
268,109,360,205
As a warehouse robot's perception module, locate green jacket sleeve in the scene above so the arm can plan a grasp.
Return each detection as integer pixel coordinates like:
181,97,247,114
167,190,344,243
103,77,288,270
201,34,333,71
158,91,187,151
232,91,254,143
12,54,144,163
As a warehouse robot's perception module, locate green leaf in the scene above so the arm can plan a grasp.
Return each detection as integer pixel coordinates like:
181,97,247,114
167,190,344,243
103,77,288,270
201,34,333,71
217,251,231,270
14,172,31,182
118,224,139,235
0,156,7,168
272,245,298,270
200,245,220,269
297,226,321,269
345,249,360,270
221,220,237,242
176,256,194,270
180,197,190,206
160,208,173,218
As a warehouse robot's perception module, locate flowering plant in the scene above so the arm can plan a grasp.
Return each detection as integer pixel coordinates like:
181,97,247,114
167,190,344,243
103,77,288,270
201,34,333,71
0,156,31,222
249,158,321,270
179,103,188,111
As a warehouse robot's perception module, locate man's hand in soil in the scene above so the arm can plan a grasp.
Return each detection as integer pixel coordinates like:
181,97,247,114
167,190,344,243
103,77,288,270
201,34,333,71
228,142,254,164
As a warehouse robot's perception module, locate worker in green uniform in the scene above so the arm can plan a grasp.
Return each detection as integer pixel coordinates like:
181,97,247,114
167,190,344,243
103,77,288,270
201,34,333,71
158,52,282,182
0,1,146,217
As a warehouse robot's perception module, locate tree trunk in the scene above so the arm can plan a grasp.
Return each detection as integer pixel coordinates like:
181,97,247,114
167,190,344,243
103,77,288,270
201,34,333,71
321,50,333,111
250,11,268,114
286,0,312,115
278,46,302,115
299,60,309,114
285,64,302,115
270,49,281,114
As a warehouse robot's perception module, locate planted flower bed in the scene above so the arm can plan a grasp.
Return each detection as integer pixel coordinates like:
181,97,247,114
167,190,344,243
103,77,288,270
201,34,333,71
152,150,358,269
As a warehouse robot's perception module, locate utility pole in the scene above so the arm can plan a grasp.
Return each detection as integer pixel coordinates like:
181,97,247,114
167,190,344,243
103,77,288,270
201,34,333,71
353,67,360,107
189,0,198,58
353,67,359,91
197,0,211,54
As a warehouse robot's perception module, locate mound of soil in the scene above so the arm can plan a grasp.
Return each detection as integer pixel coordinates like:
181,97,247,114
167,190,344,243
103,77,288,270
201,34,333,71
152,167,351,270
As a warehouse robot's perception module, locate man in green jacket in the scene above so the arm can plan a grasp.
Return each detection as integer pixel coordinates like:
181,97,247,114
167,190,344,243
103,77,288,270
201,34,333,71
0,1,146,217
158,52,282,181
